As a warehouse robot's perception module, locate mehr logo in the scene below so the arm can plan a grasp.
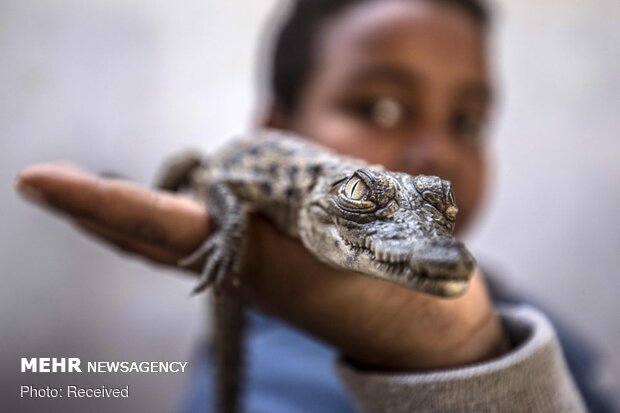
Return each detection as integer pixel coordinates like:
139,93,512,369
21,358,82,373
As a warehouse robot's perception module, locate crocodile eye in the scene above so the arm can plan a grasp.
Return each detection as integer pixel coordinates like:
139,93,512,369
336,172,377,213
344,176,368,200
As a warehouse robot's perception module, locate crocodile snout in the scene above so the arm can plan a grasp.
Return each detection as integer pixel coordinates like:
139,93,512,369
408,236,476,281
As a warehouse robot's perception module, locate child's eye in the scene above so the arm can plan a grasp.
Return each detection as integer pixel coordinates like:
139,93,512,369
354,97,407,130
452,111,485,143
371,98,404,129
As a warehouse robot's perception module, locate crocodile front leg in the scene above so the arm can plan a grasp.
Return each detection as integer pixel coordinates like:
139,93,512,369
180,180,249,293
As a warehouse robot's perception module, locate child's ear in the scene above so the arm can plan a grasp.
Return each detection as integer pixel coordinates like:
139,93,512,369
261,101,291,129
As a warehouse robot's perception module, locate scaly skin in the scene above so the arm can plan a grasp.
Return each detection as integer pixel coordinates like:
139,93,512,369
299,165,474,297
156,129,476,413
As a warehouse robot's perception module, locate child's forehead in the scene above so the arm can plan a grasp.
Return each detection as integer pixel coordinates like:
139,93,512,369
317,0,484,49
311,1,489,92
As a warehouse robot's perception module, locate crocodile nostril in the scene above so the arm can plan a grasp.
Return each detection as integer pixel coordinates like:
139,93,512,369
445,205,458,220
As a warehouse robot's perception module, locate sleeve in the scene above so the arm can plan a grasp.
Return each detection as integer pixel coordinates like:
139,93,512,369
336,305,587,413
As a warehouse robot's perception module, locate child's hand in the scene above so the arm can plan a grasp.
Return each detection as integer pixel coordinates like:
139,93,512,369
16,162,508,372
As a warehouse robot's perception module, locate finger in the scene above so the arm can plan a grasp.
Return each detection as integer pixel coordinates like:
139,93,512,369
16,163,209,254
75,218,180,266
73,218,205,273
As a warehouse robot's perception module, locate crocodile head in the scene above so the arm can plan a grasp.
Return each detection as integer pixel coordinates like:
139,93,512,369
299,167,476,297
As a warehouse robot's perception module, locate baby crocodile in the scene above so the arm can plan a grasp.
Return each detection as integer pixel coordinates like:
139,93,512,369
157,130,476,413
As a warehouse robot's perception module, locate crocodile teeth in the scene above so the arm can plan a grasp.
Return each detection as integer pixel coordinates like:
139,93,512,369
387,264,405,275
372,249,406,264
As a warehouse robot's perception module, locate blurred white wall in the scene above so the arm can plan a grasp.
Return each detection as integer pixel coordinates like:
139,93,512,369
471,0,620,372
1,0,618,411
1,1,279,411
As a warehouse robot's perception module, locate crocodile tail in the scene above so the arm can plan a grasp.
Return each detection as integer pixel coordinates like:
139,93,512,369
155,150,206,192
213,293,246,413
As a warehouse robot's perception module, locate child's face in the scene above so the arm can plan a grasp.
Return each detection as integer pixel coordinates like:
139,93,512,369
277,0,492,233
